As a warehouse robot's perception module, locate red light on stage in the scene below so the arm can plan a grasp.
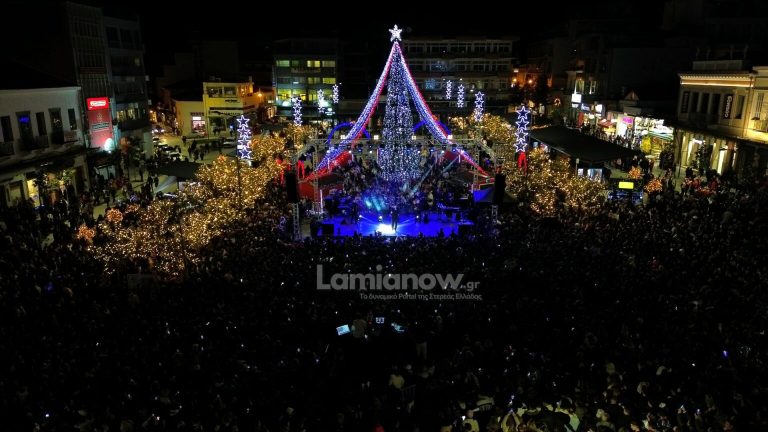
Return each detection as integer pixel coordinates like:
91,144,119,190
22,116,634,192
87,97,110,110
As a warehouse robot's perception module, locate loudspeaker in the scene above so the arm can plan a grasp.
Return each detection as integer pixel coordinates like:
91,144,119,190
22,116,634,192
321,223,334,237
493,173,506,205
285,171,299,203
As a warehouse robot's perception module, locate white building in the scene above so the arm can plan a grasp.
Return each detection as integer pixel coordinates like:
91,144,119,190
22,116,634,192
0,85,88,208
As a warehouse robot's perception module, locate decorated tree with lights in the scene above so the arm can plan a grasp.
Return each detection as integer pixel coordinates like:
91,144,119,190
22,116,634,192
379,42,420,183
504,148,604,216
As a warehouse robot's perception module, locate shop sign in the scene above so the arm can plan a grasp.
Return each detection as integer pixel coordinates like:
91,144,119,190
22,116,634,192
723,94,733,119
87,97,109,111
581,103,590,111
622,116,634,125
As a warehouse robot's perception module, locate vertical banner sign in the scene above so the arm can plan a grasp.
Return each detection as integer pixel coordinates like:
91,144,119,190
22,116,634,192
681,91,690,114
86,97,114,151
723,94,734,119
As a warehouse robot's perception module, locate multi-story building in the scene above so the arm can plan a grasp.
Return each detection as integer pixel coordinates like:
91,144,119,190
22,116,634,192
104,15,152,155
203,79,262,137
674,60,768,175
272,39,339,122
0,63,88,208
400,36,518,115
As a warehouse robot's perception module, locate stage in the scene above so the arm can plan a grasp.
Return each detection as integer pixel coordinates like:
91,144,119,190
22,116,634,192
307,212,474,238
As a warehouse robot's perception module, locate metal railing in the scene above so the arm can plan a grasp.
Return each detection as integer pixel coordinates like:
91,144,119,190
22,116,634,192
18,135,49,151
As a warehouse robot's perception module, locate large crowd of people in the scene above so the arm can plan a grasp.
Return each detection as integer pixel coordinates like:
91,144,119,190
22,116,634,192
1,157,767,432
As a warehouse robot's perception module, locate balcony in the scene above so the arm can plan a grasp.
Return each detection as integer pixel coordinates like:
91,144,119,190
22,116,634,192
18,135,50,151
0,141,14,156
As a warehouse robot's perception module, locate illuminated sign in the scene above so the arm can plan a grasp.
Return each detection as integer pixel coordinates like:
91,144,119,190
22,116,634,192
622,116,634,125
87,97,110,110
723,94,733,119
618,181,634,190
571,93,582,104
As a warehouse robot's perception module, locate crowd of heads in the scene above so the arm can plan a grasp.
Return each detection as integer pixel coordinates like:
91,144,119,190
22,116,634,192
0,160,767,431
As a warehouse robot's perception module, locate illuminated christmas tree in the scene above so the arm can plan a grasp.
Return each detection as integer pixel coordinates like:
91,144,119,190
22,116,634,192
378,44,420,183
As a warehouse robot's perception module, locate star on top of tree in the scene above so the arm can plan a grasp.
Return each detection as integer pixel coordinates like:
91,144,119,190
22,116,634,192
389,24,403,42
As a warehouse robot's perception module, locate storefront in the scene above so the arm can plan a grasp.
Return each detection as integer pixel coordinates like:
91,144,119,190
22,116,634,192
0,151,89,208
677,129,738,174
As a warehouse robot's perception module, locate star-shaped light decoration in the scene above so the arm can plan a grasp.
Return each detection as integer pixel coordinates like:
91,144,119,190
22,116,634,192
514,105,531,153
236,115,249,128
389,24,403,42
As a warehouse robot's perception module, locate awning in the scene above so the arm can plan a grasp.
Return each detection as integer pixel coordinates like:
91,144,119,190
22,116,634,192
530,126,640,164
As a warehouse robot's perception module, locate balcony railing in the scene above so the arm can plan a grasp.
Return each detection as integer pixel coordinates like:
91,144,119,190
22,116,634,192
0,140,14,156
18,135,50,151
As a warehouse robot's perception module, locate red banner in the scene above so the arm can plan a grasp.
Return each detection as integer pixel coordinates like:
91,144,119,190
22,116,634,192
87,97,110,111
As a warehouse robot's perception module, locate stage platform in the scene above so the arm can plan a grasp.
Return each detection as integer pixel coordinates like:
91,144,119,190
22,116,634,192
306,212,474,238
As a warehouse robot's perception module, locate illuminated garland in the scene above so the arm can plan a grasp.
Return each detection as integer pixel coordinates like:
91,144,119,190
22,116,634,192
457,83,465,108
628,166,642,179
473,92,485,122
237,115,252,159
105,208,123,224
292,96,302,125
645,178,663,193
332,84,340,104
76,224,95,244
317,89,326,115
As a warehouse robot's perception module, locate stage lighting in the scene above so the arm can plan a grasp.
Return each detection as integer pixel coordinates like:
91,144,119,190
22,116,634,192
377,223,395,235
378,215,383,221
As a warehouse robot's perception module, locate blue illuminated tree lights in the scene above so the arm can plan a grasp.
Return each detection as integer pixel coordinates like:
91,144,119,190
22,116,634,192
473,92,485,121
445,80,453,100
457,83,465,108
379,45,420,183
291,96,302,125
236,115,252,159
515,104,531,169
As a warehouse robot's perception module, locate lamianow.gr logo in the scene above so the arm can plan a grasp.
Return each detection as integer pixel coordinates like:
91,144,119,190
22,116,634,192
316,264,479,292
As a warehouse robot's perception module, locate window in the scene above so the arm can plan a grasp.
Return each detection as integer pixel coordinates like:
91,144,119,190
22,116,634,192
49,108,63,143
36,112,47,136
691,92,699,113
17,112,33,141
1,116,12,142
322,77,336,84
735,94,745,119
290,60,301,67
276,60,290,67
106,27,119,48
307,77,321,84
710,93,721,115
754,93,765,119
322,60,335,68
120,29,134,49
701,93,710,114
306,60,321,68
68,108,77,130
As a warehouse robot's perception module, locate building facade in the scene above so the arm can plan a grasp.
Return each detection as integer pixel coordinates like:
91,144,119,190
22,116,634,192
400,37,518,115
272,39,339,122
0,86,88,208
104,15,152,155
203,79,261,137
674,60,768,176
